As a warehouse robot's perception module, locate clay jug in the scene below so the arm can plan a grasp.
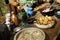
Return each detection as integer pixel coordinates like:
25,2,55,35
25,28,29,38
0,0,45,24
11,12,19,26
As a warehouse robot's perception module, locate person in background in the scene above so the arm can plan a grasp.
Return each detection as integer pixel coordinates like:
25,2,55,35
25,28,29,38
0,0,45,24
0,24,11,40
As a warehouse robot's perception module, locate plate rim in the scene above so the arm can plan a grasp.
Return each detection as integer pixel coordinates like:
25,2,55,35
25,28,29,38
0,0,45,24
34,21,55,29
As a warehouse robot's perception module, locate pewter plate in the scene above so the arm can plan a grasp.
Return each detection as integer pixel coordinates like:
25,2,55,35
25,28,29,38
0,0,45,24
14,28,45,40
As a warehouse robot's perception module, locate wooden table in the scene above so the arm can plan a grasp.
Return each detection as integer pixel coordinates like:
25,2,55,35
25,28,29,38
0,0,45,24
21,18,60,40
31,11,60,40
35,13,60,40
22,12,60,40
42,19,60,40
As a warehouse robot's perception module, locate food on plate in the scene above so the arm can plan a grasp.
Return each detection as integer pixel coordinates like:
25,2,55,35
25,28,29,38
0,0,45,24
47,16,53,21
37,16,53,25
17,28,45,40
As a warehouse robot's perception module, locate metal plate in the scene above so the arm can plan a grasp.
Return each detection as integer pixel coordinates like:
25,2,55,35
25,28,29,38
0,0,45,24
14,28,45,40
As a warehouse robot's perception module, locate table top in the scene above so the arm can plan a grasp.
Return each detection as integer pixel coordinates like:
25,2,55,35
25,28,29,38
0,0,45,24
20,18,60,40
20,12,60,40
42,19,60,40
